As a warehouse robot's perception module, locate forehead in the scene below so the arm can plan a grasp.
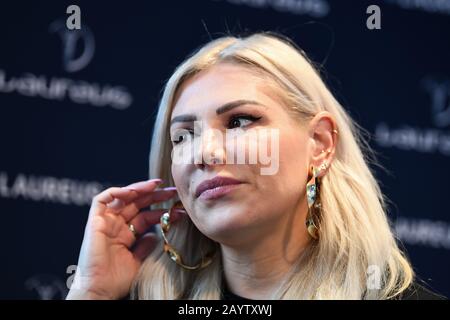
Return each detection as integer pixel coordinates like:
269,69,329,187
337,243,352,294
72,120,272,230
171,63,271,117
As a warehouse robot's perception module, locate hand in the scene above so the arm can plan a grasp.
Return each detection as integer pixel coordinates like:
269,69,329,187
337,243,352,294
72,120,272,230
66,179,182,300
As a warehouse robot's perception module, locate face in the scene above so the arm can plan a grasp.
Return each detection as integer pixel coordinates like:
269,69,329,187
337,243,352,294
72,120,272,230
169,63,312,245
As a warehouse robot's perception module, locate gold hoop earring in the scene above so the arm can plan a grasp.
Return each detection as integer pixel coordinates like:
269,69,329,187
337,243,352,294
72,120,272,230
160,200,215,270
306,165,321,240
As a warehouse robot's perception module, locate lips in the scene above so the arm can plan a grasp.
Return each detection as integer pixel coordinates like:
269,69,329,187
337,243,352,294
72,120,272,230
195,176,244,198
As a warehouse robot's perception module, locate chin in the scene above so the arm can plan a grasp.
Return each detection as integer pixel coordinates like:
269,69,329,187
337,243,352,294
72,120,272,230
195,210,254,243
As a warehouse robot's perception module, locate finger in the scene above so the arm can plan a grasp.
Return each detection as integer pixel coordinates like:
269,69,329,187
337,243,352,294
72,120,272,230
120,189,178,222
90,179,164,216
91,179,163,207
134,187,178,209
118,221,141,249
127,209,169,235
128,207,186,235
89,187,130,218
122,208,186,248
132,233,159,262
123,179,164,193
107,179,166,213
120,209,169,249
115,179,165,204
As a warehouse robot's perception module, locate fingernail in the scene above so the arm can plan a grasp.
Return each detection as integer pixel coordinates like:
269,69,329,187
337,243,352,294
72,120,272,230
123,179,164,191
172,208,186,214
162,187,177,191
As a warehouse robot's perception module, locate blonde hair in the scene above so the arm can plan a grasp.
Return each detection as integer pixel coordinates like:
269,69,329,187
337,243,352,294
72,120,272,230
131,32,414,300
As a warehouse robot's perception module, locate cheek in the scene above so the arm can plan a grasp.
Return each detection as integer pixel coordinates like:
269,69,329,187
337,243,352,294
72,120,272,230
249,126,307,176
237,128,279,169
274,131,309,193
280,128,308,167
230,127,306,193
171,164,191,199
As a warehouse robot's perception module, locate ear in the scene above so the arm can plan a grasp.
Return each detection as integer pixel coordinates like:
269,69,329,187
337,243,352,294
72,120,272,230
308,111,338,178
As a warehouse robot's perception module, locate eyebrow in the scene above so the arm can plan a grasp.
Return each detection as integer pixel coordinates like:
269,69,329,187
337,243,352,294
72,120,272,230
170,99,266,126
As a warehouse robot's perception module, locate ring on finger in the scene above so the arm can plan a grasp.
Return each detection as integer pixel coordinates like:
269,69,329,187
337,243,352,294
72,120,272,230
128,223,139,238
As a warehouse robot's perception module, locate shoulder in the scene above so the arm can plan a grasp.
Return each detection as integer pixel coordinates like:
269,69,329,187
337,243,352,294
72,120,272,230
394,282,446,300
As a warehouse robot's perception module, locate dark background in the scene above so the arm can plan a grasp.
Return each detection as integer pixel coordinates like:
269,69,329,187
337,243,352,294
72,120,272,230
0,0,449,299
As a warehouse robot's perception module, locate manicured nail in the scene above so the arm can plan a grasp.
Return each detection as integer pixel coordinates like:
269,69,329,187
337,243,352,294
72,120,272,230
123,179,163,191
151,179,164,184
162,187,177,191
172,207,186,214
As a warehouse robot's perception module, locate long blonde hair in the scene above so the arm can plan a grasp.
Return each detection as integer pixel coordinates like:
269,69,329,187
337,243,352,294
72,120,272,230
131,32,414,299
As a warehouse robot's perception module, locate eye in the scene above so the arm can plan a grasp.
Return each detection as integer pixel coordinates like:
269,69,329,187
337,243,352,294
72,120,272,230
171,129,194,145
227,114,262,129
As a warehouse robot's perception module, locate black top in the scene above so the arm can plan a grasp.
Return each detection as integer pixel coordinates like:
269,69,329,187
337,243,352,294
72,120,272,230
221,282,446,300
122,281,445,300
394,283,446,300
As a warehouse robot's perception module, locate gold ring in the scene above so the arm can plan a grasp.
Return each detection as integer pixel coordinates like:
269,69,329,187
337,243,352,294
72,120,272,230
128,223,138,238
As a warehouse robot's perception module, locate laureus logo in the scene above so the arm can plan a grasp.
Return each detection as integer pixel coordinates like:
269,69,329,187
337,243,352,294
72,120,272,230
25,274,68,300
49,18,95,73
422,76,450,128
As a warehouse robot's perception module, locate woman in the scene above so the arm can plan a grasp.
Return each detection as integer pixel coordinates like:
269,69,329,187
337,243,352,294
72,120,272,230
66,32,443,300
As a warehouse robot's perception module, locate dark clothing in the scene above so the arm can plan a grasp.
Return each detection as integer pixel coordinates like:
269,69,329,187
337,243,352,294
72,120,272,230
123,281,445,300
394,282,446,300
221,281,446,300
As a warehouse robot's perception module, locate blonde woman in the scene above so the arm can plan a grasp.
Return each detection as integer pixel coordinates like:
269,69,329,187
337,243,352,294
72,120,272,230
67,32,443,300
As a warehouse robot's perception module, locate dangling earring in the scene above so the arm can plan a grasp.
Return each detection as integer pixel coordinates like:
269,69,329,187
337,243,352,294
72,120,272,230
306,164,324,240
160,200,215,270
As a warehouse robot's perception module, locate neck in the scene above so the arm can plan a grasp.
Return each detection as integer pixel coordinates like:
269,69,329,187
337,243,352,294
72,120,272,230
220,201,310,299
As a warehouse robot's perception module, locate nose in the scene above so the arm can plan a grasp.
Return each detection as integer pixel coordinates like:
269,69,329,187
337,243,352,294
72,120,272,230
194,127,226,169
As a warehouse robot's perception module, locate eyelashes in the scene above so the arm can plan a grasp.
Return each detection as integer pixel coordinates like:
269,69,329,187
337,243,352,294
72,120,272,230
171,113,262,145
227,113,262,129
171,129,194,145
